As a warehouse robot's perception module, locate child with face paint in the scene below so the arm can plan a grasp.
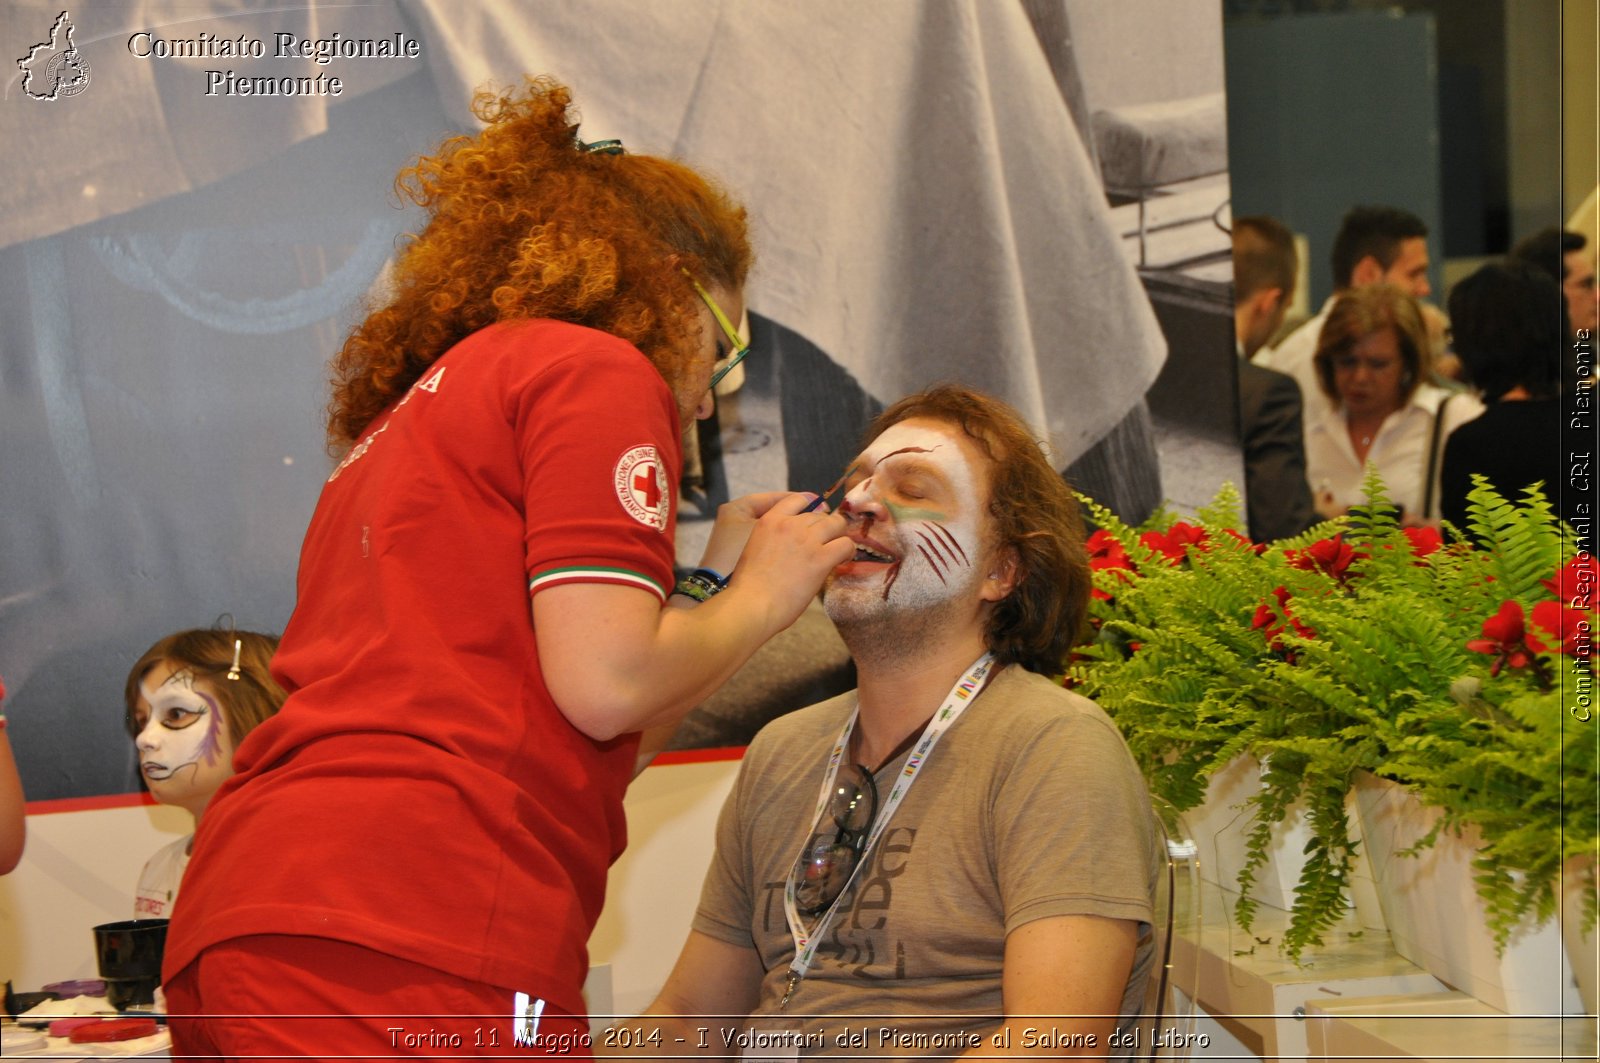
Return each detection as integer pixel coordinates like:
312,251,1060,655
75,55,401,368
123,630,285,919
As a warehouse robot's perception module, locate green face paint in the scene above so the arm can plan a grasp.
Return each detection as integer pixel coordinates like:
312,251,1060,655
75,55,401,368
885,501,950,524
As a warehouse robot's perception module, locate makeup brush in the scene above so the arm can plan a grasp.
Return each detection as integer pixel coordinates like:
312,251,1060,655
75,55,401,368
801,465,857,513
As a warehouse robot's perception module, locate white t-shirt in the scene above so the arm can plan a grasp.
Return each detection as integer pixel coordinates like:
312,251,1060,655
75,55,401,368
134,835,190,919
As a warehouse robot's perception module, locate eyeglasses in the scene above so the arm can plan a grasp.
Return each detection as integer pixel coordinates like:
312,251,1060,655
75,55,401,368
792,762,878,917
687,276,751,390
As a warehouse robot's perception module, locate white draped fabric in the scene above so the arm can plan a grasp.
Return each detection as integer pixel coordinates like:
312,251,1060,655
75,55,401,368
5,0,1165,458
1,0,1173,799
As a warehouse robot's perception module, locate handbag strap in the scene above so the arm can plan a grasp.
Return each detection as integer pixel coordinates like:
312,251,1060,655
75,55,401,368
1423,393,1454,520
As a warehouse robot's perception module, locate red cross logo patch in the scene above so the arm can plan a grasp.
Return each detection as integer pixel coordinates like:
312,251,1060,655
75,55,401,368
614,445,669,530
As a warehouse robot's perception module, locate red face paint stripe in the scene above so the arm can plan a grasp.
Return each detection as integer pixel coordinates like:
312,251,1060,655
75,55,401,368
914,528,953,565
881,560,903,600
916,544,949,584
928,522,969,565
879,446,935,461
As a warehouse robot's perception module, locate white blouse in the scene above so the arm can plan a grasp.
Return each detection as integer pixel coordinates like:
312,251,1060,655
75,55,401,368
1304,383,1483,523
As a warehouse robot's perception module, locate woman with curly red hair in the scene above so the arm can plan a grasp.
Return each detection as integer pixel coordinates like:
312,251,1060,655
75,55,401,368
164,77,851,1058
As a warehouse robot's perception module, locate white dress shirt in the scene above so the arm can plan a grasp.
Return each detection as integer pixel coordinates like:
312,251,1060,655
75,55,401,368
1304,383,1484,523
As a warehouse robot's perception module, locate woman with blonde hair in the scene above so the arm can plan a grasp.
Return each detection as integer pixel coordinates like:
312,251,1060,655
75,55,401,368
165,77,851,1057
1304,284,1482,524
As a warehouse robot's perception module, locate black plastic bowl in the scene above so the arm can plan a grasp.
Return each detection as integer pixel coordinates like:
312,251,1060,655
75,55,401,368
92,919,168,1011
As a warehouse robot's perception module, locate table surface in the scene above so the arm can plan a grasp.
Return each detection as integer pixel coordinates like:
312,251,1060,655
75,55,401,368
1306,991,1599,1063
1169,882,1595,1062
1171,880,1445,1010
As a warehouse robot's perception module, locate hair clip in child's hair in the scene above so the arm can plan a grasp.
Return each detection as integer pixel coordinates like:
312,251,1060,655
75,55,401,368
575,134,625,156
226,639,243,681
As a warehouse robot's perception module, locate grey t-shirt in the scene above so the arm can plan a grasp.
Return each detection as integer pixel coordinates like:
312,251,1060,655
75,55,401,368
692,665,1159,1055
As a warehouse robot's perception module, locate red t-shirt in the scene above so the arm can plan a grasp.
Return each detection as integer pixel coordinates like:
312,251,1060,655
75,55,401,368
165,320,681,1014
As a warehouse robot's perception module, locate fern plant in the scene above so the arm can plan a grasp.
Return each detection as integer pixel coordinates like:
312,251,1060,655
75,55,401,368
1069,474,1597,961
1366,479,1598,947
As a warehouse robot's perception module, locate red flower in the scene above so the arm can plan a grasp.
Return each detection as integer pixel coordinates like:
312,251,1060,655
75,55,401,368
1528,600,1594,658
1088,529,1131,570
1087,529,1136,601
1402,526,1443,557
1287,535,1360,582
1140,521,1209,564
1466,600,1538,676
1542,556,1600,611
1252,585,1315,656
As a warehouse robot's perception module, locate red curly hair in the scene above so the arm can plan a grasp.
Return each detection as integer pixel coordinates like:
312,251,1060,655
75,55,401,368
327,76,751,446
864,385,1091,674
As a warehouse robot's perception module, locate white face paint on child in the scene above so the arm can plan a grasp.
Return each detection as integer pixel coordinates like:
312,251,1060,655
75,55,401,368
826,418,987,614
132,662,235,817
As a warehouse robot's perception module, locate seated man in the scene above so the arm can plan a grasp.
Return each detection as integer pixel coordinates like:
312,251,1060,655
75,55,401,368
613,385,1159,1058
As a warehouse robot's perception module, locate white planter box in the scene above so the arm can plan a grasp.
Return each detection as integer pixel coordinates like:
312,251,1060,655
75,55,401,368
1562,857,1598,1015
1353,773,1583,1015
1184,755,1375,926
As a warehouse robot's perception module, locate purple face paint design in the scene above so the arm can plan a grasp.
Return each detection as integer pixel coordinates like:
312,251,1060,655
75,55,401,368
133,665,236,816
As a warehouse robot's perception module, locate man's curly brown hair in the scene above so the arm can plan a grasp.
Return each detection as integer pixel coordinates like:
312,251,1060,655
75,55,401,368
327,76,751,447
863,385,1091,674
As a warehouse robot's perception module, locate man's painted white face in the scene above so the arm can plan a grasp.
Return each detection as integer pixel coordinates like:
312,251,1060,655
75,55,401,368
132,661,235,816
823,418,988,621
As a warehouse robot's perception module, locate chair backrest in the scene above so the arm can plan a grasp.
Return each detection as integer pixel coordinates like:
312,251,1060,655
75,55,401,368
1132,799,1201,1062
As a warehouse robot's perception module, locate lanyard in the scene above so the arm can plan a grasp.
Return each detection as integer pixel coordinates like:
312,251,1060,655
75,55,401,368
777,651,996,1009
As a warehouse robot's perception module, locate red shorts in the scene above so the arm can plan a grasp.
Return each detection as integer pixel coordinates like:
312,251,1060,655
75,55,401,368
164,934,592,1060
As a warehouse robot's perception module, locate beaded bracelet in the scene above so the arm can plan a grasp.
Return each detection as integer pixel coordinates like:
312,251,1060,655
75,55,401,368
671,567,729,603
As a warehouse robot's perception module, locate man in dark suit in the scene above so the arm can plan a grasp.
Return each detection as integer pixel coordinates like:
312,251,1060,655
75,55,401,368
1511,226,1598,336
1234,216,1317,542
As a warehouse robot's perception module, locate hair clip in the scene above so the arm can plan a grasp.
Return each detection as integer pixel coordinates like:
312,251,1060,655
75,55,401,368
226,639,243,681
576,135,625,156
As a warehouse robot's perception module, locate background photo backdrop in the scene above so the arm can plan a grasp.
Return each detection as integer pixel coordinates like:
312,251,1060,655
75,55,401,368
2,0,1237,800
